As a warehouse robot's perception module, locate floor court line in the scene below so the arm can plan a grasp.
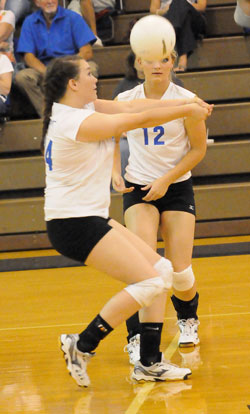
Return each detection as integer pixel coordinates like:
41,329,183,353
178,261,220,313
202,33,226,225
0,311,249,332
125,333,179,414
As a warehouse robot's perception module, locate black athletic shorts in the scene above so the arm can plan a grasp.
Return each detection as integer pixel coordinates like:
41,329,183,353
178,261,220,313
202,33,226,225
46,216,112,263
123,177,196,216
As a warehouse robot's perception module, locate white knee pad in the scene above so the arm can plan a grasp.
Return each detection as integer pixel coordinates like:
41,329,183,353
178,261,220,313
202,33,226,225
172,265,195,291
124,276,166,307
154,257,173,289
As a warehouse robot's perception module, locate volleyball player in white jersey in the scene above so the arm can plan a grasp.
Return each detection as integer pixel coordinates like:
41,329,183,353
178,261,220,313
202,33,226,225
43,55,212,386
113,51,207,365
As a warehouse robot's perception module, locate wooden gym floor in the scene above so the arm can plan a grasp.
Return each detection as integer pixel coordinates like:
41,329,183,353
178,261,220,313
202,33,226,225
0,236,249,414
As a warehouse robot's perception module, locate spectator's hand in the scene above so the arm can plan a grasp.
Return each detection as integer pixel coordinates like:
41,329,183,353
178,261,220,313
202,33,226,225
112,173,134,194
0,42,9,50
141,177,169,201
156,5,170,15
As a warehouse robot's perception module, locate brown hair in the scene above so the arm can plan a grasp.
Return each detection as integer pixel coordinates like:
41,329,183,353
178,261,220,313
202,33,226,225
41,55,83,151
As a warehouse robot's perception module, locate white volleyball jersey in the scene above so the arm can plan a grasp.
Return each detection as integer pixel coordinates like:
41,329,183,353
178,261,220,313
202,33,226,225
117,82,195,185
44,102,114,220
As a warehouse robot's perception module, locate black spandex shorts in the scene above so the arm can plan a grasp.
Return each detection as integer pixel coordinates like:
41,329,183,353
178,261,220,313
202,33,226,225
123,177,196,216
46,216,112,263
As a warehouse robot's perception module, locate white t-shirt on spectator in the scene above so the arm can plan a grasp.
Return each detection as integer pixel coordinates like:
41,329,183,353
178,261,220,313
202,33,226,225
0,53,13,74
160,0,197,7
0,9,15,61
92,0,116,13
0,53,13,102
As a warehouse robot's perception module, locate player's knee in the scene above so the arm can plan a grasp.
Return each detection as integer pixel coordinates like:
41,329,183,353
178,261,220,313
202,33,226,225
154,257,173,289
172,265,195,291
124,276,166,307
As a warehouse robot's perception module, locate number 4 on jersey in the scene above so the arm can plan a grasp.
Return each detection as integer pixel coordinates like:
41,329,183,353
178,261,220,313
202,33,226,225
45,139,53,171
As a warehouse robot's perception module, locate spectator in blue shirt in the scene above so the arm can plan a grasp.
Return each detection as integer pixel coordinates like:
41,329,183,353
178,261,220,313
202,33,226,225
15,0,97,117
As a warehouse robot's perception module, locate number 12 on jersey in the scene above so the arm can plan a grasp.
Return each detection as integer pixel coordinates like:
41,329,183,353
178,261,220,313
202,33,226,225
143,126,165,146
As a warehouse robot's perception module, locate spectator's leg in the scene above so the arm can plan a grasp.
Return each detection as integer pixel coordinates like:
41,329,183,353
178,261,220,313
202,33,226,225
0,99,8,117
165,0,192,30
166,0,199,71
15,68,44,117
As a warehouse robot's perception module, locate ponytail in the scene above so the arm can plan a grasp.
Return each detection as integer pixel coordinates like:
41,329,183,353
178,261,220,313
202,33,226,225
41,55,83,152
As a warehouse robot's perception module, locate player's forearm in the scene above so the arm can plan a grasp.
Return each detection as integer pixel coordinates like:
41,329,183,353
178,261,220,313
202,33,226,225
126,98,194,112
133,104,194,128
112,140,122,176
162,147,207,185
95,98,197,115
78,105,194,142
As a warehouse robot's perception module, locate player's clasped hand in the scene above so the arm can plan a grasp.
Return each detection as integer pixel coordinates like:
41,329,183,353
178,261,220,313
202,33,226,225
142,177,170,201
112,173,135,194
191,96,214,117
189,102,213,121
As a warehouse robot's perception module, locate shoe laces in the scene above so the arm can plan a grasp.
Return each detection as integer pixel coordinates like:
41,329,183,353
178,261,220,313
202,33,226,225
124,334,140,354
74,352,94,378
178,318,200,335
77,350,95,362
156,354,180,370
153,360,180,371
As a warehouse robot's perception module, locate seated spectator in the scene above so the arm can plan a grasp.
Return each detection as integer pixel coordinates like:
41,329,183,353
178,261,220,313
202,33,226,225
67,0,103,45
15,0,97,117
150,0,207,72
4,0,32,25
0,53,13,116
92,0,121,44
234,0,250,30
0,0,15,63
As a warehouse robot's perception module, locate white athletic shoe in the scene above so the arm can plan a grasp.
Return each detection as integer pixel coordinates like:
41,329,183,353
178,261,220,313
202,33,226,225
60,334,94,387
124,334,140,365
177,318,200,348
131,354,192,382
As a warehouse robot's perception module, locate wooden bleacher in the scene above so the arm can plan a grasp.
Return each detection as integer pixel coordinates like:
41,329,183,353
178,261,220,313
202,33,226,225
0,0,249,251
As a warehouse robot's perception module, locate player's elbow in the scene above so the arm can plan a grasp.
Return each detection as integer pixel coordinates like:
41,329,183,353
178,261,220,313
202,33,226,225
197,145,207,162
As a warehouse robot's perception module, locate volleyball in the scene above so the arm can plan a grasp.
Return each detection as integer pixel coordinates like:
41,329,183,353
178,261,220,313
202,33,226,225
130,15,176,61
